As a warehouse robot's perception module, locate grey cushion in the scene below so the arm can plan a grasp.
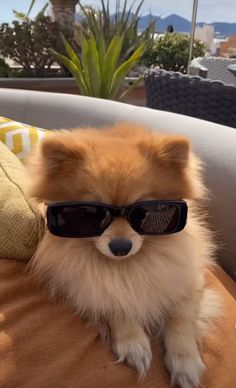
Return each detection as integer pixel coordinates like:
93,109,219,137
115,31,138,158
0,88,235,280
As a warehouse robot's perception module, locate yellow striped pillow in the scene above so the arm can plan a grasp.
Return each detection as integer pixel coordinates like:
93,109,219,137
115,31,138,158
0,116,49,162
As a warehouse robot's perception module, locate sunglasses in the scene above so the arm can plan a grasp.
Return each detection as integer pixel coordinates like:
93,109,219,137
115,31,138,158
46,200,188,238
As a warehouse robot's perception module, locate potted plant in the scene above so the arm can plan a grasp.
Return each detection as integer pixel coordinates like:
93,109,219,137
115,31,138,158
0,0,154,105
52,32,146,101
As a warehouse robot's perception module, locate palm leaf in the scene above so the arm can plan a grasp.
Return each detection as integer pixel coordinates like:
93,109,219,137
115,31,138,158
27,0,37,16
13,10,29,21
35,3,49,20
133,0,145,21
77,1,90,19
121,0,132,28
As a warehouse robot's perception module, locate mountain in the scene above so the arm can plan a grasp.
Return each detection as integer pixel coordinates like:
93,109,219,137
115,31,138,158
138,14,236,37
157,14,191,33
75,11,236,37
137,14,159,30
138,14,191,32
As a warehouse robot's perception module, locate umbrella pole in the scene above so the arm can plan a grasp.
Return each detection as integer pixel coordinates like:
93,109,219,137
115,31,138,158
187,0,199,73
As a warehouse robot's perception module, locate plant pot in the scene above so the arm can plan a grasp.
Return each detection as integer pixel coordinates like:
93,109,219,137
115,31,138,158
121,77,146,106
0,77,146,106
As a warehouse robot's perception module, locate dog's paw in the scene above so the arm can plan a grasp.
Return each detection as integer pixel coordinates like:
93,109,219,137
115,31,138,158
165,351,205,388
112,334,152,377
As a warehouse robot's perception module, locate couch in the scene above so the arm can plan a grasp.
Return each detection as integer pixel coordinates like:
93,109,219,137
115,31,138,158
0,88,235,388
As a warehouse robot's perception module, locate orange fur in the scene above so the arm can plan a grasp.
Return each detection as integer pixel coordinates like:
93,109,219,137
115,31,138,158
28,123,220,387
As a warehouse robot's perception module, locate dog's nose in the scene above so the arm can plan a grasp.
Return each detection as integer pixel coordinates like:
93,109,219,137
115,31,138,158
109,238,132,256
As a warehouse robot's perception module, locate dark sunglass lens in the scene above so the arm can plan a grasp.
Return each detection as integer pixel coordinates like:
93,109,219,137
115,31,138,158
129,203,182,235
47,205,111,237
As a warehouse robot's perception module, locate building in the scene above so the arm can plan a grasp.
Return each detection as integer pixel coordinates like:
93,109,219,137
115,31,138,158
195,24,215,54
219,35,236,57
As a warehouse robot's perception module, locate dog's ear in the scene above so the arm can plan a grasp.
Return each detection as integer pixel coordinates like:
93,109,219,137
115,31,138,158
40,134,86,174
158,136,190,166
27,132,87,202
138,135,190,167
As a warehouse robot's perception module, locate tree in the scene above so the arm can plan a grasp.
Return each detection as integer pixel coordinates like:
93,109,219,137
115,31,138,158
0,17,64,77
26,0,78,38
142,33,206,73
50,0,78,38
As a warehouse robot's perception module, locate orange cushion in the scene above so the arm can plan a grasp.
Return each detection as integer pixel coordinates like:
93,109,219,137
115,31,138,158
0,259,235,388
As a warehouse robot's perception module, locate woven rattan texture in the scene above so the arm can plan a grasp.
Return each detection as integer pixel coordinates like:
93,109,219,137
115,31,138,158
144,69,236,128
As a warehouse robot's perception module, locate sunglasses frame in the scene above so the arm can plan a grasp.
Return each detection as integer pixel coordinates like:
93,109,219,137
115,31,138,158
46,200,188,238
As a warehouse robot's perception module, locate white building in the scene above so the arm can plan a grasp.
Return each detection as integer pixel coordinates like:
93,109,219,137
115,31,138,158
195,24,215,54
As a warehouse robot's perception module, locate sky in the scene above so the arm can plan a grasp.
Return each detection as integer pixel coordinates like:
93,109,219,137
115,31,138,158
0,0,236,24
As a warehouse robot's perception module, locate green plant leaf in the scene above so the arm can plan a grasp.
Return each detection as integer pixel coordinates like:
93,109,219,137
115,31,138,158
80,34,101,96
101,0,110,38
109,42,146,99
97,32,106,70
77,0,154,69
35,3,49,21
27,0,37,16
120,0,128,22
77,1,89,17
80,34,92,94
121,0,133,30
50,49,88,95
101,35,123,97
61,34,82,71
87,34,102,97
13,10,29,21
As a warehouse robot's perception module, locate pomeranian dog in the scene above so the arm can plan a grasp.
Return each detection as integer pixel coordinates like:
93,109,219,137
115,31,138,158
28,123,219,388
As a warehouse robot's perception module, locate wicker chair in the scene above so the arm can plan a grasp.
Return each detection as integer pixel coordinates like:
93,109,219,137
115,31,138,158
190,57,236,85
144,69,236,128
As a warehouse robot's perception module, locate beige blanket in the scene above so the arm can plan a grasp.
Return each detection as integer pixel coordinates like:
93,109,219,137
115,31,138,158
0,259,235,388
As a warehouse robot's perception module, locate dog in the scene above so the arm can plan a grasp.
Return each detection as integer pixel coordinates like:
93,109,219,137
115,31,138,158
28,123,219,388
